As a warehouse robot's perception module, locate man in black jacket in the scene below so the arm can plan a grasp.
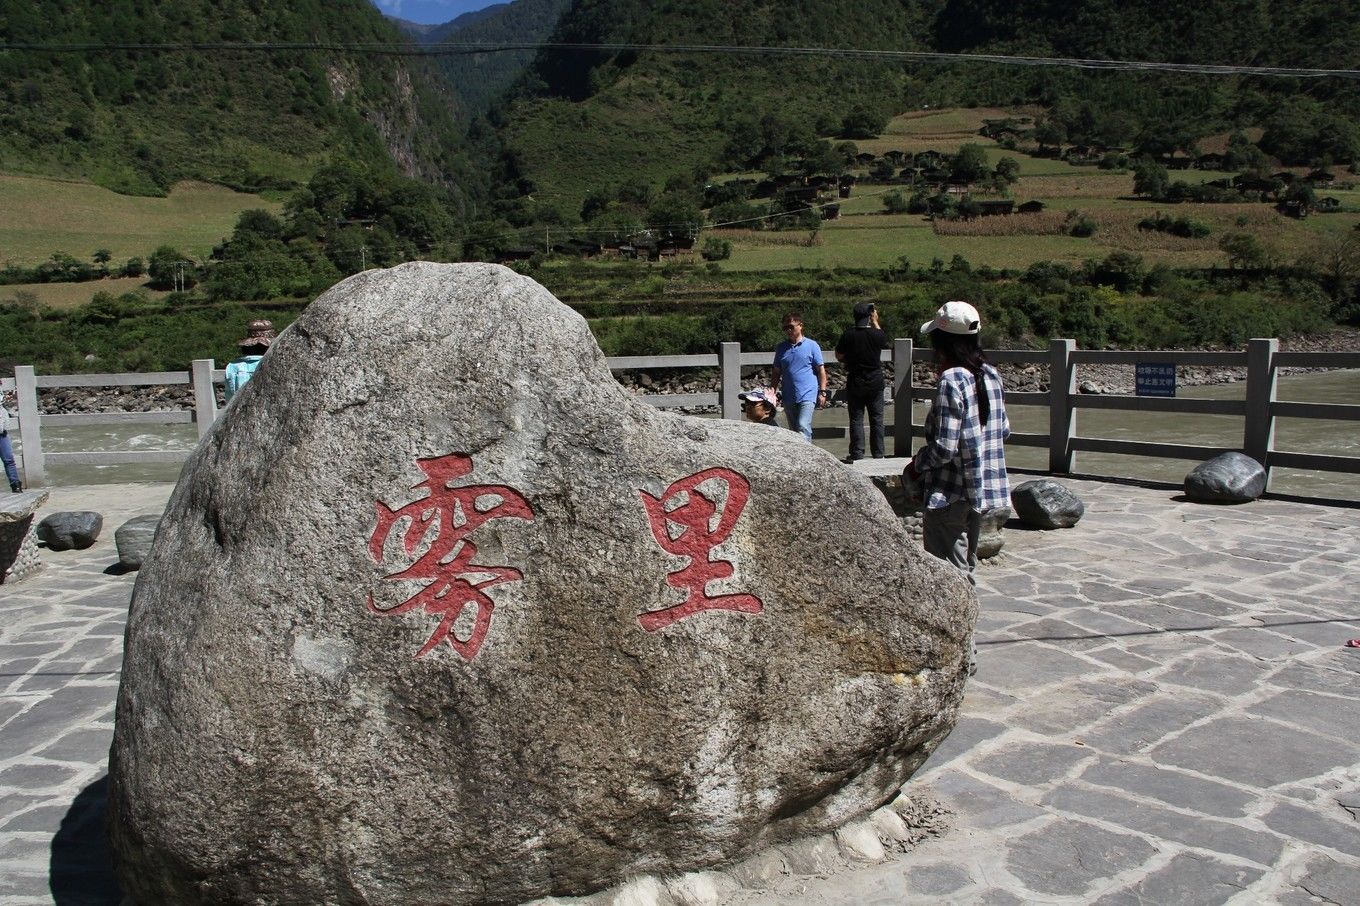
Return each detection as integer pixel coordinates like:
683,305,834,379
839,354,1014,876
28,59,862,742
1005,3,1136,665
835,302,891,463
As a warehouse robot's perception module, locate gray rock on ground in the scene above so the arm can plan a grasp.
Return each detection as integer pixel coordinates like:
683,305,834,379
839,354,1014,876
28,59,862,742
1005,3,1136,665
114,515,160,570
37,510,103,550
109,262,975,906
1184,452,1266,503
1011,480,1085,529
977,506,1010,558
0,489,50,583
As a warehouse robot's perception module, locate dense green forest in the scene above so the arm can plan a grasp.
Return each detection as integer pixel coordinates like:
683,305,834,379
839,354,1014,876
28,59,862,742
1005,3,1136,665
0,0,483,200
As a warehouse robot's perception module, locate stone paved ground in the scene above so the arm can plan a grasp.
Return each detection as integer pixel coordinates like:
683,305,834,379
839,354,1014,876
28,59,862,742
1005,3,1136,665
0,483,172,906
2,478,1359,905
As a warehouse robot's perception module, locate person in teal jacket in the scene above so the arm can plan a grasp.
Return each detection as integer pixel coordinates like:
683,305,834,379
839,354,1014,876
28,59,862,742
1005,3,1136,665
224,320,276,401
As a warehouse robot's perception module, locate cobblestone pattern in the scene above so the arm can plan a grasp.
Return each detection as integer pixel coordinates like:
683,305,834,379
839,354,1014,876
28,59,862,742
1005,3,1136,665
1,478,1358,905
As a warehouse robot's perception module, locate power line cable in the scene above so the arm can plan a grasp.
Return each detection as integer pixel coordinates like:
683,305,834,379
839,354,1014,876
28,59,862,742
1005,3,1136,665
1,40,1358,80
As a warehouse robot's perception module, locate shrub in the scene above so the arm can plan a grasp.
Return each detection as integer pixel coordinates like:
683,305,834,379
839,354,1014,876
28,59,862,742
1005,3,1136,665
701,237,732,261
1137,213,1211,238
1067,213,1098,238
882,190,910,214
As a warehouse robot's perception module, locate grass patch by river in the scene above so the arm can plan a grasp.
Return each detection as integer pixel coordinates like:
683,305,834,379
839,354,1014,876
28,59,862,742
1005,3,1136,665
0,173,282,268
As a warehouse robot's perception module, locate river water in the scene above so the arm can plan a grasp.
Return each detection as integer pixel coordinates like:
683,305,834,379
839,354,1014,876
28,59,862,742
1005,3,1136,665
15,370,1360,501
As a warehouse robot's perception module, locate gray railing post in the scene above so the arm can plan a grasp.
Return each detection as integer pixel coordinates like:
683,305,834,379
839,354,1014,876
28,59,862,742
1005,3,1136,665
1244,337,1278,485
14,365,44,487
893,338,913,456
719,341,741,420
192,358,218,438
1049,339,1076,474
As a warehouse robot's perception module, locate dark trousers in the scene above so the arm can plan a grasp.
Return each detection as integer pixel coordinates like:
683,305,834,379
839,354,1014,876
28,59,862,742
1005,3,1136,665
846,382,885,459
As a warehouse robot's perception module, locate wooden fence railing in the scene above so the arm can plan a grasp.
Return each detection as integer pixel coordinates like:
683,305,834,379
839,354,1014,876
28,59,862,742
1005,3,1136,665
4,339,1358,489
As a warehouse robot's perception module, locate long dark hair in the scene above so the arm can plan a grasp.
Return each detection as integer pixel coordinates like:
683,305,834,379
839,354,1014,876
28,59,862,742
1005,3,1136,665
930,330,992,426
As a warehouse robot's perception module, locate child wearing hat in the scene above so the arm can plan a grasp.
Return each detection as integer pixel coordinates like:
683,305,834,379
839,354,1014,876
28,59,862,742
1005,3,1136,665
739,387,779,426
224,320,277,401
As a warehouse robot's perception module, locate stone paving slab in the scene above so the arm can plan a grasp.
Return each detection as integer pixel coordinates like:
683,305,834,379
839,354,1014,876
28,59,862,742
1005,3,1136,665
2,477,1359,905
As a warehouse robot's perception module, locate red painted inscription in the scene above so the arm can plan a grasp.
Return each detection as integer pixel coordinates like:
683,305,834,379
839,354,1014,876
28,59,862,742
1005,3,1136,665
638,468,763,631
366,453,533,660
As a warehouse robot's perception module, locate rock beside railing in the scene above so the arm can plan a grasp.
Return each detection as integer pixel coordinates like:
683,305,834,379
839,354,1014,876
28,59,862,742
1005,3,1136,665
0,490,50,583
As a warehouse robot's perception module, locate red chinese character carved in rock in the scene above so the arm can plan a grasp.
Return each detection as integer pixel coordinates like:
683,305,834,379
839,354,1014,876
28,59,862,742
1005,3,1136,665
638,467,763,631
366,453,533,660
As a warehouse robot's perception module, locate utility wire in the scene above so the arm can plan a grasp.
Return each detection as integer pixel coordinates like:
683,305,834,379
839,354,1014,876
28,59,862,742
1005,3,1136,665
1,40,1357,80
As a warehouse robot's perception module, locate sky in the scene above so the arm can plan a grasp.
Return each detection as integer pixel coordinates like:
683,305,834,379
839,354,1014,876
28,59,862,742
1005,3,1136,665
368,0,500,25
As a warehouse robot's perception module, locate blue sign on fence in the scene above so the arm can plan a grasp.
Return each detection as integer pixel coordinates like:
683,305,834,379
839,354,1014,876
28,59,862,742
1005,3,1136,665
1136,363,1176,397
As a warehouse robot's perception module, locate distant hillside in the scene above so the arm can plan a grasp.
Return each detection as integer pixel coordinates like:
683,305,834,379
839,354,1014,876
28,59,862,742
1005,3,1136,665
922,0,1360,156
501,0,927,208
388,16,441,38
0,0,481,201
496,0,1360,210
414,0,571,120
423,3,511,36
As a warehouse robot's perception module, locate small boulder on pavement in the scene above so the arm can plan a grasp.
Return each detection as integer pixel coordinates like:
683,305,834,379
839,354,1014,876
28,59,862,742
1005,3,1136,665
978,506,1010,558
1,490,50,583
115,515,161,570
37,511,103,550
1184,452,1265,503
1011,480,1084,529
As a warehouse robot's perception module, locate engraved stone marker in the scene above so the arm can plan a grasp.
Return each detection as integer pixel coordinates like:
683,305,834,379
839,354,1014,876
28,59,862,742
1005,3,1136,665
109,263,974,904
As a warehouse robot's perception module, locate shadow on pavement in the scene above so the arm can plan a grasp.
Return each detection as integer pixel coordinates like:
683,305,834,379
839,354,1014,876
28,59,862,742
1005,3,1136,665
50,775,122,906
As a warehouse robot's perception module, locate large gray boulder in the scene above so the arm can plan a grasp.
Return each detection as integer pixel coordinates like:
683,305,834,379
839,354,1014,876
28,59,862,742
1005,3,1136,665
37,510,102,550
109,263,973,905
1185,452,1266,503
1011,480,1085,529
114,515,161,570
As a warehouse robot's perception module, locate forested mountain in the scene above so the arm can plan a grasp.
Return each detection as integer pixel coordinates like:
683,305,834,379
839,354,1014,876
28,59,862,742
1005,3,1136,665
499,0,931,211
0,0,482,203
496,0,1360,209
409,0,572,120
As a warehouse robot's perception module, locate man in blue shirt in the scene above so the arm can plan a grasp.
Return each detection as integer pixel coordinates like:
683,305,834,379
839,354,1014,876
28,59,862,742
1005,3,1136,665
771,311,827,441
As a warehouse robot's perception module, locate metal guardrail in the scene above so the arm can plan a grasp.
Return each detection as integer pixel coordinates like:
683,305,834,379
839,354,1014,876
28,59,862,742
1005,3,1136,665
4,338,1358,489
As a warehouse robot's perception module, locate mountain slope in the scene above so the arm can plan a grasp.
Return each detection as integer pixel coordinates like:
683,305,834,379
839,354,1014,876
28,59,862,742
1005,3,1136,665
500,0,928,207
496,0,1360,206
0,0,479,199
414,0,571,120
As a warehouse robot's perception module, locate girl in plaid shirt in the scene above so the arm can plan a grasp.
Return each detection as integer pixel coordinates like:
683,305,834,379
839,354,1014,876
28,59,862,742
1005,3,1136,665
905,301,1011,586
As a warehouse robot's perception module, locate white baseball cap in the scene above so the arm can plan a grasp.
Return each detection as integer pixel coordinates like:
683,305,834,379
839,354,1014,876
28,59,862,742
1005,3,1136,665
920,300,981,335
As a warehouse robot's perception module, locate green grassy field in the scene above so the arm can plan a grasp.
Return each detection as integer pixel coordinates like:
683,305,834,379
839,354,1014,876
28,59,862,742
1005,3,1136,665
0,173,281,268
0,277,168,310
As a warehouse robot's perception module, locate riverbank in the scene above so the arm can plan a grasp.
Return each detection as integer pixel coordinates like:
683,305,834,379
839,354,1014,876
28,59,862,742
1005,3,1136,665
9,327,1358,415
620,326,1360,402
